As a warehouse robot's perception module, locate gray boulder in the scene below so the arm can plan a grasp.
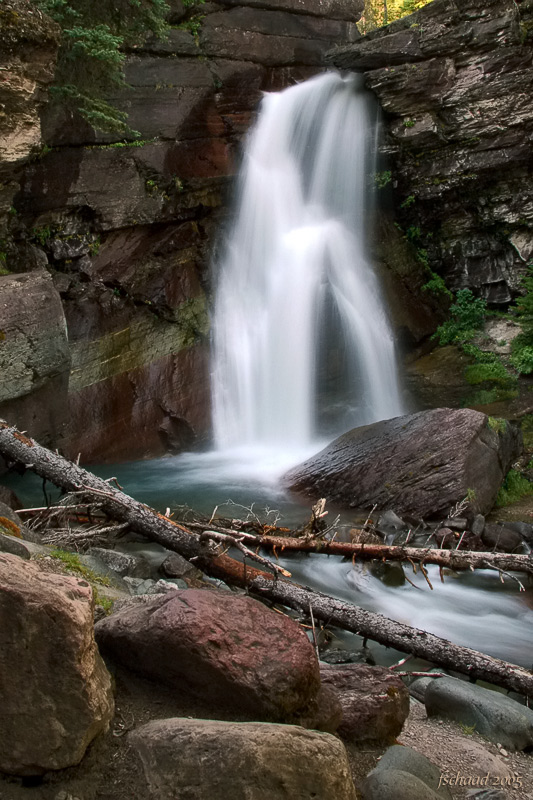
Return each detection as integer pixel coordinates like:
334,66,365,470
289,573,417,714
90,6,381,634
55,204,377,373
284,408,521,518
425,677,533,751
360,745,452,800
129,718,357,800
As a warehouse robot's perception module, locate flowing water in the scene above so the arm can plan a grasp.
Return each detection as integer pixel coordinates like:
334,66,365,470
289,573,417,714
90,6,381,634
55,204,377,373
5,74,533,670
211,72,404,450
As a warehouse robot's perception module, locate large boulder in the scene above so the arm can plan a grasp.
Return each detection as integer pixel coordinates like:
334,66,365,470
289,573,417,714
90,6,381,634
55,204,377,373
424,677,533,751
284,408,521,518
0,553,114,775
95,588,321,722
129,718,357,800
320,663,409,743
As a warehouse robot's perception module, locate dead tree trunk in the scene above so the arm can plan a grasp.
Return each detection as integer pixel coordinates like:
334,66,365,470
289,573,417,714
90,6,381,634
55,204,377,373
223,534,533,579
2,420,533,696
249,576,533,697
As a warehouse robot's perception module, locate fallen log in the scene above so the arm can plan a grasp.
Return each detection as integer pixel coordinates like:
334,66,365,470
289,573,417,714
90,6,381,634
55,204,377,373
1,420,533,696
0,421,272,588
206,531,533,581
249,576,533,697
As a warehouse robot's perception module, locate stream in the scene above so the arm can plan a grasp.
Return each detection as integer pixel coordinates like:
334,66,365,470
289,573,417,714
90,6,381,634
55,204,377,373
8,447,533,671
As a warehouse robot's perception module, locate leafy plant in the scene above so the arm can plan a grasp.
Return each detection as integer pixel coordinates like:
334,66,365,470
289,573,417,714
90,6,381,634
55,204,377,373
495,470,533,507
403,119,415,128
374,170,392,189
433,289,487,346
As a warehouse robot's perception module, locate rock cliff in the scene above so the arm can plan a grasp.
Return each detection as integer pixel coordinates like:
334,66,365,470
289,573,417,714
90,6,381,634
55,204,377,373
329,0,533,305
0,0,363,462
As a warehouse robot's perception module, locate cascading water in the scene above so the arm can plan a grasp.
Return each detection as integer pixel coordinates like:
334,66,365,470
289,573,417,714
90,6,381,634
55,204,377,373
212,72,404,452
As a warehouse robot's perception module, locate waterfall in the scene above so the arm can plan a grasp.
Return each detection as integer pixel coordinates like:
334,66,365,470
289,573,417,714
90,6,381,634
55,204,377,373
212,72,404,451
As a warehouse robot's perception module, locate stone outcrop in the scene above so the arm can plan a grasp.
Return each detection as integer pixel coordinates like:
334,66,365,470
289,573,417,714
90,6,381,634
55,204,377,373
0,552,114,775
129,718,357,800
0,0,363,462
95,587,323,723
320,663,410,744
0,1,59,223
0,270,70,448
284,407,522,518
329,0,533,304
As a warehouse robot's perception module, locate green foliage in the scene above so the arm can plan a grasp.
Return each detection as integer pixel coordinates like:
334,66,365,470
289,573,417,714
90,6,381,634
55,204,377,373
34,0,169,134
433,289,487,345
358,0,432,33
510,345,533,375
463,347,514,387
495,469,533,507
508,265,533,374
48,548,114,611
178,15,204,38
403,119,415,128
374,170,392,189
400,194,416,208
487,416,507,434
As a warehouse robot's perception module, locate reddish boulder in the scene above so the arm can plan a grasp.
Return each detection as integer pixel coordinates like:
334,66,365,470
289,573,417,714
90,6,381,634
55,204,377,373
0,553,114,775
320,663,409,744
95,588,321,722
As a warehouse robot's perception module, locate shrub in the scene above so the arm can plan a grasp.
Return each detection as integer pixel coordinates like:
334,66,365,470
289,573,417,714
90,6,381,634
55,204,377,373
34,0,169,135
433,289,487,345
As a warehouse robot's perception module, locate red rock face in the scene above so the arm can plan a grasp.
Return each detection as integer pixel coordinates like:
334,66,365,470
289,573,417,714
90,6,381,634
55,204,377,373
3,0,362,462
95,588,321,721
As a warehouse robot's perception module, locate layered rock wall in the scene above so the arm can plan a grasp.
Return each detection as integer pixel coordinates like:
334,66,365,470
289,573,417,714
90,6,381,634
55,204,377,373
330,0,533,304
0,0,362,461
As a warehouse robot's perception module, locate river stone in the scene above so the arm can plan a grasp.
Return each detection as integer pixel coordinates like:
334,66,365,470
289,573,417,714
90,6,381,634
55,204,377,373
424,677,533,751
360,744,452,800
0,553,114,775
0,531,30,559
320,664,409,743
129,718,357,800
481,523,524,554
284,408,521,518
95,588,321,722
88,546,150,578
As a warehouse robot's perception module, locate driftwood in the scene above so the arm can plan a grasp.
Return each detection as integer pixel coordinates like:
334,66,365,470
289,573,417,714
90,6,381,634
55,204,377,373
1,419,533,697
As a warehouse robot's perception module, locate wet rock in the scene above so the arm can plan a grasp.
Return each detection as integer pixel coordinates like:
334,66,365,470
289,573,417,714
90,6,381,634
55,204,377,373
0,500,40,543
320,647,375,666
472,514,486,536
284,409,521,519
159,551,199,579
361,744,452,800
123,576,156,595
88,547,150,578
319,664,409,744
481,523,525,553
369,559,405,586
96,588,322,724
0,553,114,775
146,578,187,594
424,677,533,750
129,718,357,800
376,509,407,541
498,520,533,545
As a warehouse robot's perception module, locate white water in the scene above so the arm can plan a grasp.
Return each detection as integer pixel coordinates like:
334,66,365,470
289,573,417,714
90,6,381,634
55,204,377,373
212,72,404,452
